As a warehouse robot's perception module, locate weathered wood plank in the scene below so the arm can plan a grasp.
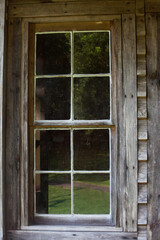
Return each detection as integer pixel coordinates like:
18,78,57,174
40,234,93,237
138,162,147,183
7,230,138,240
138,98,147,119
8,1,135,18
136,0,144,15
137,36,146,55
8,0,135,4
138,120,147,140
138,232,147,240
122,14,137,232
137,55,146,76
0,1,5,239
138,141,147,161
145,1,160,13
138,205,147,225
138,184,147,204
137,76,146,97
147,13,160,240
21,20,29,226
5,18,21,230
137,16,145,36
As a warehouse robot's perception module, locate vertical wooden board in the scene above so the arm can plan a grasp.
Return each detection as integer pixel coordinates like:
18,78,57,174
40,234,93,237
138,119,147,140
0,1,5,239
122,14,137,232
21,21,29,226
5,18,21,230
137,55,146,76
111,18,122,226
147,13,160,240
138,98,147,119
136,16,145,36
137,76,146,97
136,0,144,15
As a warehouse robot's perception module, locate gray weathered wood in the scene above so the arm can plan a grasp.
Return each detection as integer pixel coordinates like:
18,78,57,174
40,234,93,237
136,0,144,15
138,76,146,97
138,120,147,140
137,36,146,55
138,184,147,204
147,13,160,240
136,16,145,36
138,205,147,225
138,162,147,183
138,141,147,161
8,1,135,18
122,14,137,232
7,230,138,240
0,1,5,239
137,55,146,76
138,98,147,119
5,18,22,230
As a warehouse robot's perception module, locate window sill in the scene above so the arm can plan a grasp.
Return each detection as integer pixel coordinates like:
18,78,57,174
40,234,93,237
7,228,137,240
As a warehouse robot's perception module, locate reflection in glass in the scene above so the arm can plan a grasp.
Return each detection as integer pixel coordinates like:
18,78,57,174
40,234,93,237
36,33,71,75
74,174,110,214
36,174,71,214
74,129,110,170
74,77,110,120
74,32,109,74
36,78,70,120
36,130,70,171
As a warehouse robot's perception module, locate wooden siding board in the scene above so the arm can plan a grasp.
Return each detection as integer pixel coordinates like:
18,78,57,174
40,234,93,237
122,14,137,232
138,162,147,183
138,120,147,140
138,141,147,161
7,230,138,240
8,1,135,18
138,205,147,225
138,184,147,204
147,13,160,240
138,76,146,97
0,0,5,239
5,18,21,230
138,98,147,119
145,1,160,13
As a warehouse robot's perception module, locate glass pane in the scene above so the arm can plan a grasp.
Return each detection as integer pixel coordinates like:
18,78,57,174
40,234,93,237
36,130,70,171
74,32,109,74
36,174,71,214
36,33,71,75
74,129,110,170
74,77,110,120
74,174,110,214
36,78,70,120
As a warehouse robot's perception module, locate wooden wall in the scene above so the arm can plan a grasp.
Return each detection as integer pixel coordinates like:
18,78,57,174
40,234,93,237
0,1,6,240
2,0,160,239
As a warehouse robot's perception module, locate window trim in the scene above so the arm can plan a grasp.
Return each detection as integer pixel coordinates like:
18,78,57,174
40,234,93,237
20,15,122,228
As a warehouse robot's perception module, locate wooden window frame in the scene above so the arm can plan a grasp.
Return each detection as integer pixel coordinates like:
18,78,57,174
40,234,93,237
20,15,135,233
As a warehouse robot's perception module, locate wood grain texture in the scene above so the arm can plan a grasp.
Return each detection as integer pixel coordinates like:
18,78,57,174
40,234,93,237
5,18,21,230
138,205,147,225
0,1,5,239
136,0,144,15
7,230,138,240
137,36,146,55
147,13,160,240
138,162,147,183
122,14,137,232
138,98,147,119
8,0,135,3
137,16,145,36
138,76,146,97
137,55,146,76
145,1,160,13
138,120,147,140
8,1,135,18
138,141,147,161
138,184,147,204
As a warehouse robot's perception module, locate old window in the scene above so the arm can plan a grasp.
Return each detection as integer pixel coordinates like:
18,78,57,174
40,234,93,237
28,20,119,226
